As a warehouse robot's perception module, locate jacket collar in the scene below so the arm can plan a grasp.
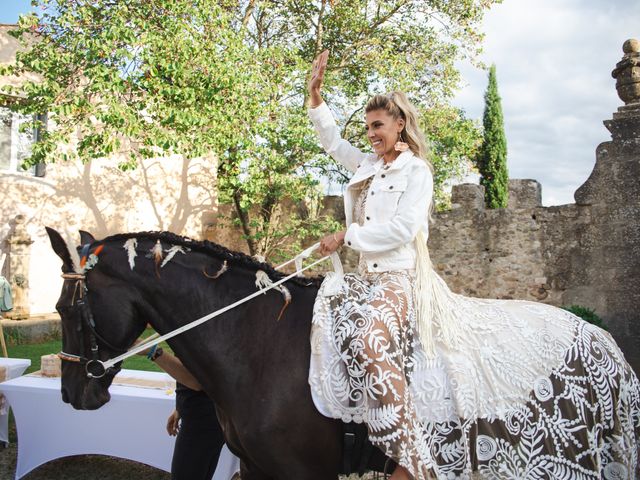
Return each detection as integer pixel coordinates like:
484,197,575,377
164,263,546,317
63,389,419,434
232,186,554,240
382,150,415,171
348,150,415,187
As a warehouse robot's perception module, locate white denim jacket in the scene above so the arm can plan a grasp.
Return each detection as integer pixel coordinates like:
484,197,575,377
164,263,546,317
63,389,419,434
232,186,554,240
309,102,433,272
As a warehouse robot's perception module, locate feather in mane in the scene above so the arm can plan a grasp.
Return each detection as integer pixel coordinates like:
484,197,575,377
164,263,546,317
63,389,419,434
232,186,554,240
161,245,189,268
123,238,138,270
256,270,292,321
151,240,163,277
203,260,227,279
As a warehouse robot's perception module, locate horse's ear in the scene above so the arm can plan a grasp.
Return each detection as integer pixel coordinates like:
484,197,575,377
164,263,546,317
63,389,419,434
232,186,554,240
79,230,95,245
46,227,75,272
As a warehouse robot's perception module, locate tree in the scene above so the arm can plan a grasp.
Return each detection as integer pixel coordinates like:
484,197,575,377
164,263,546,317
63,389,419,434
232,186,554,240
3,0,497,258
477,64,508,209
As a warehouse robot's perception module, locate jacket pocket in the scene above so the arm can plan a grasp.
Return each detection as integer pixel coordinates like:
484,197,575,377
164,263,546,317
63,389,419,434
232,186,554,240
371,177,408,221
379,177,408,193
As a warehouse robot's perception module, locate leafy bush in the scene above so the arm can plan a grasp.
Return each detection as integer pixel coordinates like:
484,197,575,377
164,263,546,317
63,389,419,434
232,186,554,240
562,305,607,330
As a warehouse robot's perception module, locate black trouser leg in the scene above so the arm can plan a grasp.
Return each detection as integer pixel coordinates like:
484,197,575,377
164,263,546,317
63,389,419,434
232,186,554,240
171,406,225,480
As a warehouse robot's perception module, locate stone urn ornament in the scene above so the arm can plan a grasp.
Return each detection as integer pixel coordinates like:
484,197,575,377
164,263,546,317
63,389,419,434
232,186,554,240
612,38,640,106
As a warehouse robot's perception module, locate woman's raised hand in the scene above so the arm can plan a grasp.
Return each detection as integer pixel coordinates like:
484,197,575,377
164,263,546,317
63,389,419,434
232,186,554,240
308,50,328,108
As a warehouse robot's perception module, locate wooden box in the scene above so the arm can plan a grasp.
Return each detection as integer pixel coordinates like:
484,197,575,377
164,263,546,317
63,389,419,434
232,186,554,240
41,354,62,377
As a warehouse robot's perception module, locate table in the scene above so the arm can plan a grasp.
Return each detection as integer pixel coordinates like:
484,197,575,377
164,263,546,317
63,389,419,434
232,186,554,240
1,369,178,479
0,358,31,443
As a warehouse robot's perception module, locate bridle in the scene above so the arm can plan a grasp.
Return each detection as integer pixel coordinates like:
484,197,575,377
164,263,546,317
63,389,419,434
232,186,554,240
58,271,127,379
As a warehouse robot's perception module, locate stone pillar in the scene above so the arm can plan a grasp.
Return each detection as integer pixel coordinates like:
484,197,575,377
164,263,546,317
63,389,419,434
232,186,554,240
4,215,33,320
571,39,640,374
507,179,542,209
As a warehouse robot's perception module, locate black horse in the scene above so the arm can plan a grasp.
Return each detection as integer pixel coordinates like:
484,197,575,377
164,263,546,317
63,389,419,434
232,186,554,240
47,227,390,479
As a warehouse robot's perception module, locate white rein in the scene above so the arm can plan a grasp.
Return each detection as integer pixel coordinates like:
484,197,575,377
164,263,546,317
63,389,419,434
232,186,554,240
98,243,342,373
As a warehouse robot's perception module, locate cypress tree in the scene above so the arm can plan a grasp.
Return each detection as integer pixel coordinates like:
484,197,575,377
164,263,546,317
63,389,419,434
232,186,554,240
478,64,509,209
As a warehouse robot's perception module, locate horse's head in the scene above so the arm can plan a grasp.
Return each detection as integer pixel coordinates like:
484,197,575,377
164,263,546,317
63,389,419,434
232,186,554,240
46,227,146,410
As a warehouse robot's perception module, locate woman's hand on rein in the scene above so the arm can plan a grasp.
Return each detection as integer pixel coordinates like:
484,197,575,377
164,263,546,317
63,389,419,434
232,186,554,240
308,49,328,108
319,231,345,256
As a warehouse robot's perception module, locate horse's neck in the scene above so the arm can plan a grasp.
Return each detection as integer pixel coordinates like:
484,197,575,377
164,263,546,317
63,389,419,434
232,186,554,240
161,278,317,413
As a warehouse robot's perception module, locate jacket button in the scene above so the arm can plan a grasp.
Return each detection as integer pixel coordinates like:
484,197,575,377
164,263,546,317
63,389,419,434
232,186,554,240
366,216,370,220
381,174,386,178
389,185,393,190
347,241,351,246
373,263,378,268
371,191,375,196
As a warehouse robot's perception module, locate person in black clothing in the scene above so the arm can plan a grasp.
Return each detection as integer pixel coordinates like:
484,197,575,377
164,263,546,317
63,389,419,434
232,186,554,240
138,342,226,480
169,382,225,480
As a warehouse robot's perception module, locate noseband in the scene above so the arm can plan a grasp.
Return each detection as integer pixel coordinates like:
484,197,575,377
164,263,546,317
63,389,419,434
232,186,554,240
58,272,126,379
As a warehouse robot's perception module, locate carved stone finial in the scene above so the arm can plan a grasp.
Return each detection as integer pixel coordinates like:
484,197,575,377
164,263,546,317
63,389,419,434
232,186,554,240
612,38,640,105
623,39,640,54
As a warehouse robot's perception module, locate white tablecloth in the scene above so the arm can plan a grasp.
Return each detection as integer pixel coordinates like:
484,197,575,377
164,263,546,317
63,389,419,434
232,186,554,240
0,358,31,443
0,369,239,480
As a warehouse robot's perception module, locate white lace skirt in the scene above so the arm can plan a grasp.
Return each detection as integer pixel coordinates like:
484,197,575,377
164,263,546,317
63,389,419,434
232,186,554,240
309,271,640,479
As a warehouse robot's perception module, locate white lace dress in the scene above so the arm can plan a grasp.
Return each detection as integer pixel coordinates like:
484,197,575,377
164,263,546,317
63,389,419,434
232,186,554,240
310,179,640,479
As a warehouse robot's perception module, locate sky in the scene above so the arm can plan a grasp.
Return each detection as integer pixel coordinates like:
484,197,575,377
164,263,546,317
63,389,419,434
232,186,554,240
452,0,640,205
2,1,638,205
1,1,35,24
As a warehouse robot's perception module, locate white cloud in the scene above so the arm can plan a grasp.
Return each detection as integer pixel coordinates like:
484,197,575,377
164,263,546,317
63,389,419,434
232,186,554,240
452,0,639,205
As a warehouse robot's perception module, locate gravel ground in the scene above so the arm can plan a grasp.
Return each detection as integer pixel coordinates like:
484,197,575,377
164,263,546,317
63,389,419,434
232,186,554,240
0,444,171,480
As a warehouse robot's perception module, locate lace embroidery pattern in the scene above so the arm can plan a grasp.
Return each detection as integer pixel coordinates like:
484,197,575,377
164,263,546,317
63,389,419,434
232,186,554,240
310,275,640,478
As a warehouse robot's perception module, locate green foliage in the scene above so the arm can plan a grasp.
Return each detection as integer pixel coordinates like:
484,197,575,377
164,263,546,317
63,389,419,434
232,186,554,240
4,1,274,168
562,305,608,330
477,64,508,209
4,0,498,256
421,106,482,210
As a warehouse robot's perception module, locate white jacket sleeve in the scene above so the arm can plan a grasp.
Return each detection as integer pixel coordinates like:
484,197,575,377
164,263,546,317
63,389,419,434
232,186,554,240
308,102,369,173
344,163,433,253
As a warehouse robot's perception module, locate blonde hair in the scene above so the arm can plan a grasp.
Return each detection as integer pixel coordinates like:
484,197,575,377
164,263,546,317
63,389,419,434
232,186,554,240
365,91,432,171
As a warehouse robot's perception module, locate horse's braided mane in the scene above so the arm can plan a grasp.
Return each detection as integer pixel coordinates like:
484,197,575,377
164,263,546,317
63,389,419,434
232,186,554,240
101,231,324,288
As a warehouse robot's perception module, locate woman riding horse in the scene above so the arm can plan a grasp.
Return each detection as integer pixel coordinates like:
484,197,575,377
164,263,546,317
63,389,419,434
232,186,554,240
306,50,640,479
46,51,639,479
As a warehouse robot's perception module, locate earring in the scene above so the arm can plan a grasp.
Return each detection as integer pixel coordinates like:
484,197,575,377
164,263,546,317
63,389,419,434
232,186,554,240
394,132,409,152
